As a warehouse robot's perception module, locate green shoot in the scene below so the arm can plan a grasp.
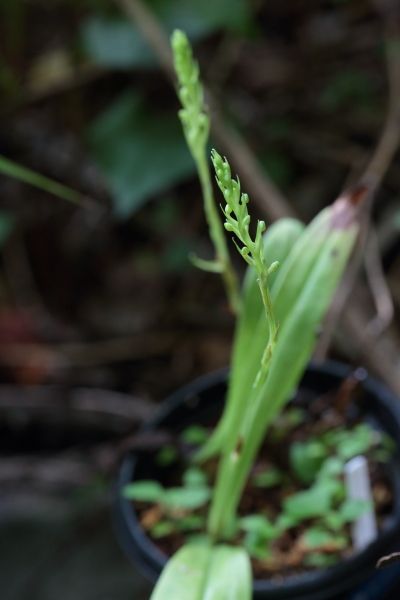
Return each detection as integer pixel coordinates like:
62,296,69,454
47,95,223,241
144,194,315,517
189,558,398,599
0,154,85,206
171,30,240,314
211,149,279,386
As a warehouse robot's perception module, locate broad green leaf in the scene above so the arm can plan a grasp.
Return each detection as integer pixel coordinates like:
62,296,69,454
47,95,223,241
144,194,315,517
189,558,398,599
303,527,347,550
317,457,344,481
230,218,305,405
122,480,164,502
164,486,210,510
151,543,251,600
88,91,195,217
151,543,211,600
283,478,342,521
203,546,251,600
290,440,327,484
198,218,305,461
183,467,208,488
239,514,276,537
336,424,375,460
339,498,372,522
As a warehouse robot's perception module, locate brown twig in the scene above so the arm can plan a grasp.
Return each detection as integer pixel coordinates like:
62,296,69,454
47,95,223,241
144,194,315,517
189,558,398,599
365,227,394,337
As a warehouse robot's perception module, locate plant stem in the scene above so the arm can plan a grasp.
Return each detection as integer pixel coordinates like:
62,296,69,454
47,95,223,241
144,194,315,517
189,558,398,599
196,152,240,314
254,273,278,386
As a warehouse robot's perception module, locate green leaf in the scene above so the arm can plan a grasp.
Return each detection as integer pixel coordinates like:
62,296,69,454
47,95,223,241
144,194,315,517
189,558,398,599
239,514,277,538
151,542,211,600
151,543,251,600
240,515,279,560
336,424,375,460
303,527,347,550
177,514,205,532
88,91,195,217
339,499,372,523
81,18,156,69
183,467,208,488
317,457,344,481
325,512,344,531
199,219,305,461
290,440,327,484
151,520,175,538
122,480,164,502
203,546,252,600
164,486,210,510
243,533,271,560
0,210,14,248
283,482,340,521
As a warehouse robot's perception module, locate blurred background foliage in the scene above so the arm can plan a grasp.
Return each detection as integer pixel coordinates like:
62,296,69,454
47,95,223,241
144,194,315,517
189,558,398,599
0,0,399,392
0,1,399,596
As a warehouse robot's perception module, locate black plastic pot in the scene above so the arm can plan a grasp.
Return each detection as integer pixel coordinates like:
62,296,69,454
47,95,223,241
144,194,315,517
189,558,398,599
115,362,400,599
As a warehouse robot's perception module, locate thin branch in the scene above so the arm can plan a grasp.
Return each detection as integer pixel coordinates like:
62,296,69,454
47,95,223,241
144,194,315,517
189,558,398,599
364,227,394,337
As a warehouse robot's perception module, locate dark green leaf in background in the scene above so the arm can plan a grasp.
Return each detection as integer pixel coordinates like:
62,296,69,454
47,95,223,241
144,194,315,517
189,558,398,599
81,0,251,69
88,91,195,217
81,18,156,69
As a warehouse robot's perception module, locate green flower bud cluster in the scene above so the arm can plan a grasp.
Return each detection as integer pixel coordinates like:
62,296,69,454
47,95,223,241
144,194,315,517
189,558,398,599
211,148,279,388
171,30,209,157
211,149,267,273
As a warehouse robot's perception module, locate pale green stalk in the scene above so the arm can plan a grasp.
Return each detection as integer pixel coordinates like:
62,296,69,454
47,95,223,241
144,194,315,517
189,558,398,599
0,154,84,205
171,31,240,314
212,149,278,386
195,218,304,463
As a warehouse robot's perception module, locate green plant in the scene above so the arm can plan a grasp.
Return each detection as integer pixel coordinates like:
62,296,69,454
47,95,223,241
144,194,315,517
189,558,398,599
0,154,84,205
125,31,378,599
172,30,240,313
